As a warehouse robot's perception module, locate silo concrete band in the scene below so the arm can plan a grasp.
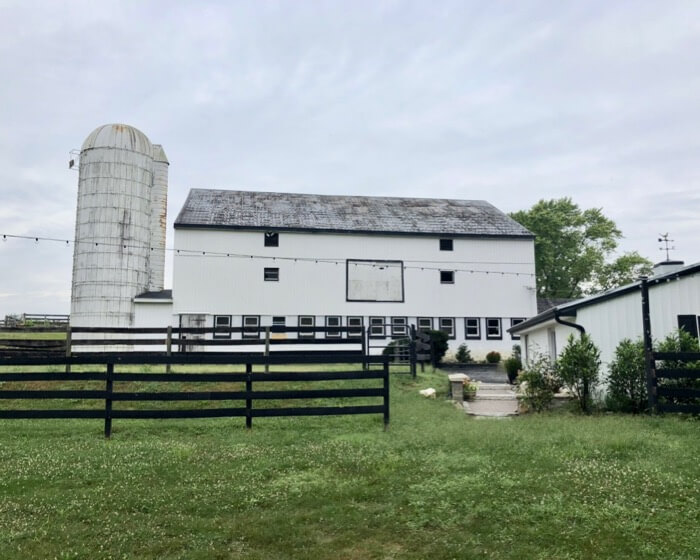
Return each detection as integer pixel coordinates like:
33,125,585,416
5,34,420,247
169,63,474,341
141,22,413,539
70,124,168,328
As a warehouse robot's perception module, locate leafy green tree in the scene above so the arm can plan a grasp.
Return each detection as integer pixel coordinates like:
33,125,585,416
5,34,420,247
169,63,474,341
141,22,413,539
510,198,652,298
557,333,601,413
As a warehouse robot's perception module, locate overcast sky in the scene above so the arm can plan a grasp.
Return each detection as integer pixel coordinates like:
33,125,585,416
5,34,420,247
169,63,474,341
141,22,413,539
1,0,699,317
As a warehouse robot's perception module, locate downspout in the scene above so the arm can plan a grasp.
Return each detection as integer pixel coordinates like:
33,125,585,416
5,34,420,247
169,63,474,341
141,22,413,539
553,309,588,412
553,309,585,337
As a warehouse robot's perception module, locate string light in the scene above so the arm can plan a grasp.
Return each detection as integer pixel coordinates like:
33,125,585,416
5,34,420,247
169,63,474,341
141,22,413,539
0,232,537,277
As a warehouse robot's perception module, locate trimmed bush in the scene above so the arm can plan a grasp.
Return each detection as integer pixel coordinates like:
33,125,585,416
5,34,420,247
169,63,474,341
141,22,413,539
606,338,647,413
557,333,601,413
517,353,559,412
486,351,501,364
455,343,473,363
427,330,449,365
504,355,522,385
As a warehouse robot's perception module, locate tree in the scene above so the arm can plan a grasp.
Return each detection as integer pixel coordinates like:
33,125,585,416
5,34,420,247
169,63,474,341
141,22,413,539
510,198,652,298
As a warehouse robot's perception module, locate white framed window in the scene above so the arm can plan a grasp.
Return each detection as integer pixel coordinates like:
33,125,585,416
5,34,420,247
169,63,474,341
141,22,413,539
510,318,525,340
369,317,385,338
242,315,260,339
440,270,455,284
264,267,279,282
347,316,363,338
439,317,455,339
391,317,408,338
326,316,342,338
417,317,433,331
298,316,315,338
486,318,502,340
465,317,481,340
213,315,232,339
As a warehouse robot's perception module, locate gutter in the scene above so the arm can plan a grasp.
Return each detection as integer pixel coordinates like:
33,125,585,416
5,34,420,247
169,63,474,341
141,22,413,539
553,308,585,337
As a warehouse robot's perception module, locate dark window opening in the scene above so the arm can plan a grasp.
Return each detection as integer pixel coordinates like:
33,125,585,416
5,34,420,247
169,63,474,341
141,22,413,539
264,232,279,247
439,239,453,251
510,318,525,340
677,315,699,339
440,270,455,284
264,267,279,281
272,316,286,333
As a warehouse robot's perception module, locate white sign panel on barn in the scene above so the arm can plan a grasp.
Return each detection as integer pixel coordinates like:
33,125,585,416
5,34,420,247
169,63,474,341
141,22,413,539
346,259,404,302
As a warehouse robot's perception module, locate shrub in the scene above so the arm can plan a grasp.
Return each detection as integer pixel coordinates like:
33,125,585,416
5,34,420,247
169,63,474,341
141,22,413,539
427,330,449,365
516,353,559,412
382,338,411,362
504,359,521,385
557,333,601,413
606,338,647,413
455,343,473,363
485,351,501,364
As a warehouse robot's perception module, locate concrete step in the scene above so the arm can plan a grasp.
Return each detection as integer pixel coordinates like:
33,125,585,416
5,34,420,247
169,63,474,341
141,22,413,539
476,383,515,392
464,398,519,417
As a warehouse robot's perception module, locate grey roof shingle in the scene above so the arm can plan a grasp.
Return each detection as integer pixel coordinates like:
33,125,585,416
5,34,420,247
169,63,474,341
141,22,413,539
175,189,533,238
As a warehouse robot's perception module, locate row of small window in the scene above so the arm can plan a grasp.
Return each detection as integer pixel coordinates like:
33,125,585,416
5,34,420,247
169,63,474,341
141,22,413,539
213,315,526,340
263,267,455,284
265,232,456,252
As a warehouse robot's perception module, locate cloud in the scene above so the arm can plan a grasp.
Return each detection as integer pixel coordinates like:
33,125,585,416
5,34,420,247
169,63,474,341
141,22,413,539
1,0,699,316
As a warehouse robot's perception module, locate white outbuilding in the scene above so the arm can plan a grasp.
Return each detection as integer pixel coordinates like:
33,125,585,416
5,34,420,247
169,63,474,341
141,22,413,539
509,260,700,368
135,189,538,358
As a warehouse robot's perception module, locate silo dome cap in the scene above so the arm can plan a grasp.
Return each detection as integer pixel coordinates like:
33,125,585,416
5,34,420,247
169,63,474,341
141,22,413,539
81,123,153,154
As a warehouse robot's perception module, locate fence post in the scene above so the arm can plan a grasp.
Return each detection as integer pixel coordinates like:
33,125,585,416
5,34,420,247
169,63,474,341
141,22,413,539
430,337,437,370
264,327,270,374
166,325,172,373
640,277,657,413
245,363,253,429
383,359,390,430
361,326,368,370
65,325,72,374
105,362,114,438
409,325,417,379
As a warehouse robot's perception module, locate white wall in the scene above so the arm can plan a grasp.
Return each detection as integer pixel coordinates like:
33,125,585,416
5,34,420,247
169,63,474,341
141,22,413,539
171,228,537,357
518,272,700,385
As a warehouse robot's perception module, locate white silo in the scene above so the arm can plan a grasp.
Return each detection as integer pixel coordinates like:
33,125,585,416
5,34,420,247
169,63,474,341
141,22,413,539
149,144,169,291
70,124,168,327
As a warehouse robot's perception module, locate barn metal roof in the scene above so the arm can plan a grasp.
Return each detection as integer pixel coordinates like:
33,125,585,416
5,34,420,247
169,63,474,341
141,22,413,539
174,189,533,238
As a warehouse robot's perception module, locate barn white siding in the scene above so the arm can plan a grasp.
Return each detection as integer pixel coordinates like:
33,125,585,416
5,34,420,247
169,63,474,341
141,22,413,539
171,228,537,358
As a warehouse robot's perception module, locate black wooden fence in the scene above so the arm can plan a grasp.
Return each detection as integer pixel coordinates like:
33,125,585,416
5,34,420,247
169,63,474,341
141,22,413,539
641,277,700,414
0,353,390,437
646,351,700,414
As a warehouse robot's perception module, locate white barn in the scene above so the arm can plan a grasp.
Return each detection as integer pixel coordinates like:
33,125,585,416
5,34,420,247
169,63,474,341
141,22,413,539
509,260,700,368
135,189,537,358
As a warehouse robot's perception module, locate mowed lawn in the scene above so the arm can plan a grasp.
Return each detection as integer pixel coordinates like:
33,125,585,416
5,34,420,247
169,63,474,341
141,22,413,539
0,368,698,559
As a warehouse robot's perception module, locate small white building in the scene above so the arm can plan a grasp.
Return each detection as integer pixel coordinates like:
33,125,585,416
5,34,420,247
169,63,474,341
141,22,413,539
510,260,700,368
136,189,537,358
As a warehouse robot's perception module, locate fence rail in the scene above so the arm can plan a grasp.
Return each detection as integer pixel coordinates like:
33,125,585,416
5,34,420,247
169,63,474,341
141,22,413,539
647,350,700,414
0,353,390,436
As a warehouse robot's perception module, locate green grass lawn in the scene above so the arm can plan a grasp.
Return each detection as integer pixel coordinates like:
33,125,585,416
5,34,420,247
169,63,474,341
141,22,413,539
0,367,698,559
